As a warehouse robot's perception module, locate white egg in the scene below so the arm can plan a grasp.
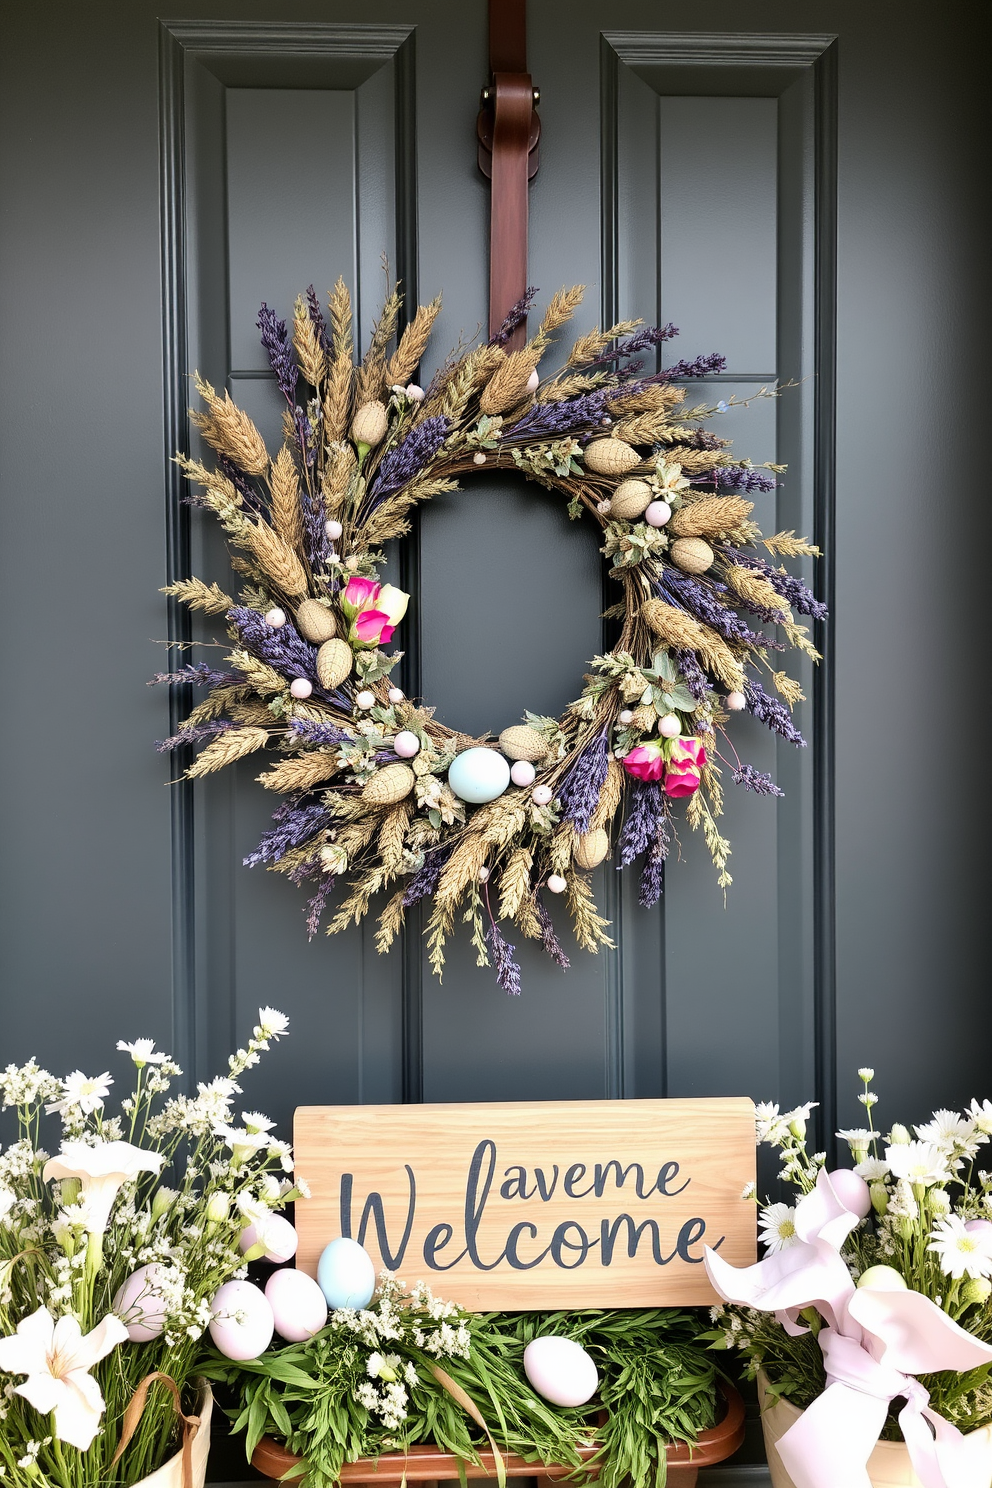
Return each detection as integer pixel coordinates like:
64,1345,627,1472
317,1238,377,1310
726,690,747,711
856,1265,908,1292
531,785,553,806
618,709,634,726
264,607,287,629
208,1280,274,1361
526,367,540,393
546,874,568,895
239,1214,298,1263
658,714,681,739
510,760,536,787
356,690,376,710
388,687,405,703
265,1269,328,1342
289,678,312,700
524,1336,599,1407
113,1263,168,1342
324,519,343,541
393,730,421,758
644,501,672,528
448,748,511,804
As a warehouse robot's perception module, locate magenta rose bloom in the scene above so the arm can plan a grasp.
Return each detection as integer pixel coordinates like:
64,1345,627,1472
622,741,665,782
663,736,707,798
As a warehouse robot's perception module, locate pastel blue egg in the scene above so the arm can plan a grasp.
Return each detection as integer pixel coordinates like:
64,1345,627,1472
317,1238,376,1310
448,747,511,804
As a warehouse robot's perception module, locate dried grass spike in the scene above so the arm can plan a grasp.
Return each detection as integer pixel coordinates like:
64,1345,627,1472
185,726,269,779
386,296,442,386
258,753,339,793
268,445,303,550
667,496,754,540
244,521,309,596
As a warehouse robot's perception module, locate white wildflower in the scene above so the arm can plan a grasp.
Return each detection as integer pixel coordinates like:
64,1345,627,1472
854,1158,890,1182
116,1040,167,1067
758,1202,800,1254
857,1068,875,1082
47,1071,113,1117
885,1141,949,1187
929,1215,992,1280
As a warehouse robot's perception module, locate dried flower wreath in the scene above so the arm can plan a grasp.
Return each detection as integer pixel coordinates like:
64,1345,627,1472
153,280,824,991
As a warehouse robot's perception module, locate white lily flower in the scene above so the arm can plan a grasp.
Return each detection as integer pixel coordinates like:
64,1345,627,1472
43,1142,165,1237
0,1307,127,1449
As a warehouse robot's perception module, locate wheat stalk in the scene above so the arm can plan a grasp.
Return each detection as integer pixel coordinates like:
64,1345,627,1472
293,298,327,386
257,753,340,793
268,445,303,551
185,726,269,778
161,577,233,615
190,375,269,475
386,296,441,385
667,496,754,540
243,520,309,596
498,847,533,921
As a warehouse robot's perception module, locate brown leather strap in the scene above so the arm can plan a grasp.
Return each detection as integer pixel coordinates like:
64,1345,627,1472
489,0,526,75
481,0,539,347
111,1372,201,1488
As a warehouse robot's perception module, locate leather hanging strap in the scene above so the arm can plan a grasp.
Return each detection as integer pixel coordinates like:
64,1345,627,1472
477,0,540,347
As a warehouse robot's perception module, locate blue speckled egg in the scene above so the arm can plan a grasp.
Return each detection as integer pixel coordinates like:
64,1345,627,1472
317,1237,376,1310
448,748,511,804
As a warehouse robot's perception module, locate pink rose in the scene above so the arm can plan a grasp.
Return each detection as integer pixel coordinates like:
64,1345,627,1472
663,736,706,798
339,579,409,649
622,742,665,782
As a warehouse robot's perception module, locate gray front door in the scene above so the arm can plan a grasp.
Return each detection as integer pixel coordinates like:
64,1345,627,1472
0,3,985,1150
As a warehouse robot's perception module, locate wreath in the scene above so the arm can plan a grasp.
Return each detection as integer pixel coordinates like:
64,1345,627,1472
154,280,824,991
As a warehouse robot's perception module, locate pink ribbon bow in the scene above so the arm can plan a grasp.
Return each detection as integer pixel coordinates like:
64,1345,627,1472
705,1168,992,1488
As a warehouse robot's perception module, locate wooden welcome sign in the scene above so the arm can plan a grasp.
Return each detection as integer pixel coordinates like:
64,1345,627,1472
294,1098,756,1309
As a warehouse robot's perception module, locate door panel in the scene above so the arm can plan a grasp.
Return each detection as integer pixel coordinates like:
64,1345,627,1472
0,0,986,1166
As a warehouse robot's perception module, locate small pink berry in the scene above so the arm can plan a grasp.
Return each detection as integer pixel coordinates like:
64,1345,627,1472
478,866,490,883
531,784,553,806
597,499,612,515
388,687,405,704
393,730,420,758
645,501,672,528
324,519,343,541
726,691,747,712
289,678,312,699
658,714,681,739
406,384,425,402
473,452,487,465
356,690,375,710
546,874,567,894
526,368,540,393
618,709,634,726
510,760,536,788
265,607,287,629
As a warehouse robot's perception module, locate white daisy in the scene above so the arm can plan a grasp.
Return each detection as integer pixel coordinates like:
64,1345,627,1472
116,1040,167,1067
885,1141,949,1187
255,1008,289,1039
969,1099,992,1135
48,1072,113,1117
854,1157,890,1182
857,1068,875,1082
929,1215,992,1280
915,1110,977,1151
838,1128,873,1157
758,1202,800,1254
240,1112,275,1134
754,1103,787,1144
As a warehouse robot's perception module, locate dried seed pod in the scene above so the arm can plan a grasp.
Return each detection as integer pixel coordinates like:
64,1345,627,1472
316,638,352,689
630,705,656,732
670,536,715,574
666,495,753,539
499,725,548,762
362,762,416,806
295,599,337,643
573,828,609,869
609,478,654,520
583,439,641,476
351,400,389,446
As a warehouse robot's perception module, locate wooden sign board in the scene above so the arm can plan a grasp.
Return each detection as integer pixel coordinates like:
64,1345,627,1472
294,1098,755,1309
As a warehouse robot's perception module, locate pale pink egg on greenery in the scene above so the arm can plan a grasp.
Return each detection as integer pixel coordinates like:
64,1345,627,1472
393,731,420,759
510,760,536,787
356,690,376,710
208,1280,274,1361
265,1269,328,1342
113,1263,168,1342
827,1168,871,1218
618,709,634,726
524,1336,598,1407
388,687,405,704
324,519,343,541
289,678,312,699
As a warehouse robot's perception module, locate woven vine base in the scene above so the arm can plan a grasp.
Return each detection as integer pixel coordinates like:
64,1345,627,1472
251,1382,745,1488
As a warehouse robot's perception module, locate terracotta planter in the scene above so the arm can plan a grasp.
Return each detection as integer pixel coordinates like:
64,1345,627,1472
130,1382,213,1488
757,1372,992,1488
251,1381,744,1488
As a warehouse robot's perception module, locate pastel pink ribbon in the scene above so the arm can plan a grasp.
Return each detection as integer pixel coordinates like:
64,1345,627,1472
705,1169,992,1488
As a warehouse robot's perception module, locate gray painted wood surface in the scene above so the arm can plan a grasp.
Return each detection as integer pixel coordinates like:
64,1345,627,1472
0,0,988,1472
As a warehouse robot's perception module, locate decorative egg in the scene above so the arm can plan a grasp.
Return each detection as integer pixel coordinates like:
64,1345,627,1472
618,709,634,726
239,1214,298,1264
658,714,681,739
393,730,421,759
448,748,511,804
644,501,672,528
573,829,609,869
857,1265,908,1292
583,439,640,477
265,1268,328,1342
726,691,747,712
546,874,567,895
965,1219,992,1238
610,479,654,521
510,760,536,788
113,1263,168,1342
473,452,487,465
351,401,389,446
317,1238,376,1310
388,687,405,704
317,638,352,690
406,384,425,402
295,599,337,643
324,519,343,541
499,726,547,762
525,367,540,394
208,1280,274,1361
478,866,491,883
264,607,287,629
289,678,313,700
532,785,553,806
524,1337,599,1407
827,1168,872,1218
670,537,714,574
356,690,376,710
362,764,416,806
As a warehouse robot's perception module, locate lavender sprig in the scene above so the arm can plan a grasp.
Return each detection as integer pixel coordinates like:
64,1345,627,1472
243,802,330,868
639,841,668,907
488,921,522,996
745,681,807,746
658,570,778,646
536,898,571,970
155,720,234,752
559,732,610,835
712,464,778,494
229,606,317,682
403,845,454,907
617,780,666,868
257,303,299,404
305,876,336,939
367,416,449,508
673,649,711,702
733,764,785,796
489,288,539,347
148,664,241,688
505,390,612,439
728,552,828,620
661,353,727,380
305,285,331,354
584,323,678,370
288,719,353,748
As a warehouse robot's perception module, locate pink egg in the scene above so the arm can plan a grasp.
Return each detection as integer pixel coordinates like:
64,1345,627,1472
827,1168,872,1218
393,730,420,759
965,1219,992,1237
290,678,313,699
532,785,553,806
547,874,567,895
265,1269,328,1342
208,1281,274,1361
726,691,747,711
264,608,287,629
644,501,671,528
239,1214,299,1263
113,1263,168,1342
658,714,681,739
510,760,536,787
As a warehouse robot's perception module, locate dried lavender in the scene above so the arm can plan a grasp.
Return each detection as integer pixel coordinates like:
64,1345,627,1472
584,323,678,370
719,563,792,626
155,720,234,752
661,353,727,380
729,552,827,620
733,763,785,796
658,569,776,645
558,732,610,835
617,780,666,868
489,287,539,347
148,664,241,688
487,920,522,996
745,681,807,746
305,285,331,354
402,845,454,907
505,389,612,438
711,464,778,493
535,898,570,970
257,303,299,404
367,416,449,507
673,648,711,702
218,455,265,513
639,841,667,907
229,606,316,681
243,801,330,868
305,876,336,939
289,719,353,747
